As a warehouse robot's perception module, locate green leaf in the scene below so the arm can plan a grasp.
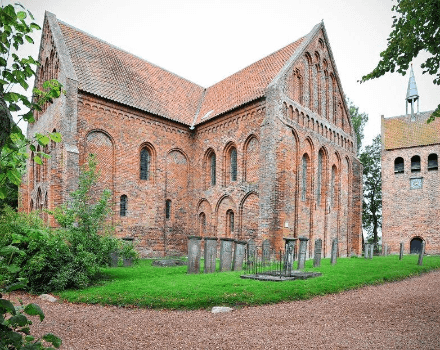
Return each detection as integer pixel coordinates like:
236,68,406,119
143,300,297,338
33,155,42,165
5,280,28,292
24,303,45,322
0,187,7,199
42,333,62,348
17,11,27,20
25,335,35,342
7,168,22,185
6,264,21,274
0,298,16,315
9,314,29,327
35,133,50,146
49,132,62,143
24,34,34,44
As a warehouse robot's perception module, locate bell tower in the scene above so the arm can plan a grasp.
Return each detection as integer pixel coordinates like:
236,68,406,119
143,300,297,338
406,64,419,121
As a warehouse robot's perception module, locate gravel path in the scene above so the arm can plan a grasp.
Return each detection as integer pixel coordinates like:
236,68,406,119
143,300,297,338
6,270,440,350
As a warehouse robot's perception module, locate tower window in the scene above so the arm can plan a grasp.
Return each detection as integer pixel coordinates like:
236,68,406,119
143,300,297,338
411,155,421,172
140,148,150,180
165,199,171,220
226,209,234,236
210,153,216,185
230,148,237,182
301,155,308,201
120,195,127,217
394,157,404,174
428,153,438,170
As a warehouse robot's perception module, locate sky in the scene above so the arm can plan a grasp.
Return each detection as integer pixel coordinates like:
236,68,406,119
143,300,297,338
13,0,440,149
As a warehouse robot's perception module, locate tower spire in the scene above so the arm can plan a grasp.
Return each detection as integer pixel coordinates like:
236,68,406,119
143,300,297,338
406,64,419,120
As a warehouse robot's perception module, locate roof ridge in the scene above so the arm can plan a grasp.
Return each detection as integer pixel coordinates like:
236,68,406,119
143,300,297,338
384,110,435,120
57,19,205,89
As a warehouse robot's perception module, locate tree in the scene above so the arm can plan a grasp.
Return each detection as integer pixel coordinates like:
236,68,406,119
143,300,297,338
359,135,382,244
0,3,63,200
359,0,440,122
347,98,369,156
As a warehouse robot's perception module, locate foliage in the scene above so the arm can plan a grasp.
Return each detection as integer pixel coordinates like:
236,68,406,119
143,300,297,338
359,0,440,122
0,3,63,200
58,256,440,310
359,135,382,243
347,98,369,155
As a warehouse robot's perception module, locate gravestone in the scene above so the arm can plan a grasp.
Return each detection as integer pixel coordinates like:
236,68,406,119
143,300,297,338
219,238,234,272
313,238,322,267
364,244,369,259
417,241,425,266
383,243,388,256
399,242,404,260
262,239,271,265
247,239,257,268
204,237,218,273
233,240,247,271
187,236,202,274
297,237,309,270
330,238,338,265
369,244,374,259
109,251,118,267
283,237,298,275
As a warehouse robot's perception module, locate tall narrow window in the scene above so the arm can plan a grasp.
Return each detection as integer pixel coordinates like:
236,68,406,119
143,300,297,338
331,166,336,207
226,210,234,236
165,199,171,220
301,155,308,201
230,148,237,182
199,212,206,236
394,157,404,173
140,148,150,180
428,153,438,170
120,195,127,217
317,150,323,205
411,155,421,173
210,153,216,185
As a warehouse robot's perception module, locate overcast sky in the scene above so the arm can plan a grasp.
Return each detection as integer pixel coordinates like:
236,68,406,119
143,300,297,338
15,0,440,149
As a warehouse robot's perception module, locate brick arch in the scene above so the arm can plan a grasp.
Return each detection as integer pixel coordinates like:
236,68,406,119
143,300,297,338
239,191,259,241
197,199,212,237
139,142,156,182
223,141,238,185
243,134,259,183
203,148,217,189
215,195,237,238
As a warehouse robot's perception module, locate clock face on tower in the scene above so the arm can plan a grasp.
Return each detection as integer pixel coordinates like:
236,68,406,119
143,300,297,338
410,177,423,189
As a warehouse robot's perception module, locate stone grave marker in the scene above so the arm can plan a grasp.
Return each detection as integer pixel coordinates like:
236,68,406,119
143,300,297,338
297,237,309,269
262,239,271,265
369,244,374,259
331,238,338,265
399,242,404,260
417,241,425,266
232,240,247,271
203,237,218,273
187,236,202,274
364,244,369,259
283,237,297,274
383,243,388,256
313,238,322,267
219,238,234,272
109,251,118,267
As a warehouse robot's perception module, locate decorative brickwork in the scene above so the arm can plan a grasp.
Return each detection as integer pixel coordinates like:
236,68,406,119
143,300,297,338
19,13,362,258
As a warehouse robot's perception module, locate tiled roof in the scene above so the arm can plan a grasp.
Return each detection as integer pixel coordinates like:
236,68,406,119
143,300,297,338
58,21,205,125
195,37,305,124
383,111,440,150
57,19,304,126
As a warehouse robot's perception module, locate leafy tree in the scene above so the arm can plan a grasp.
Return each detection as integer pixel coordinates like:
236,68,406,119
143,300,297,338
359,0,440,122
0,3,63,200
347,98,369,156
359,135,382,244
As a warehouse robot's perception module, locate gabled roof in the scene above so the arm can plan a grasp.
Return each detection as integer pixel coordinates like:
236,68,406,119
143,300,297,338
50,13,312,126
382,111,440,150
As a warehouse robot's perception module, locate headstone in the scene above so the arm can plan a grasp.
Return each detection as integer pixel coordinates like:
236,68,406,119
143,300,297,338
247,239,256,265
399,242,404,260
364,244,369,259
297,236,309,270
283,237,298,275
219,238,234,272
369,244,374,259
232,240,247,271
152,259,186,267
313,238,322,267
203,237,218,273
109,251,118,267
417,241,425,266
330,238,338,265
123,258,133,267
383,243,388,256
262,239,271,265
187,236,202,274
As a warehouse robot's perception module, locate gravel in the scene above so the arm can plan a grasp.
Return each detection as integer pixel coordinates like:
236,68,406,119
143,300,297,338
5,270,440,349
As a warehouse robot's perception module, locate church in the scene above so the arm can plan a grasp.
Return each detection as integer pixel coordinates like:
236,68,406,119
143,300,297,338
20,12,363,258
382,67,440,255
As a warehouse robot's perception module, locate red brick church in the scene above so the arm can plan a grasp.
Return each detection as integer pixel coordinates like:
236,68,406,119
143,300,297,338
20,12,363,257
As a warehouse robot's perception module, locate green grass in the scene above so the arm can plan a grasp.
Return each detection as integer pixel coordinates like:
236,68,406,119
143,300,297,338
57,255,440,310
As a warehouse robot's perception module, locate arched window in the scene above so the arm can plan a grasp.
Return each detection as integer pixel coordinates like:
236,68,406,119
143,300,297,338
428,153,438,170
410,237,423,254
140,147,150,180
331,165,337,207
394,157,404,174
411,155,421,173
226,209,234,237
301,155,308,201
210,153,216,185
230,148,237,182
199,212,206,236
317,150,323,205
165,199,171,220
120,195,127,217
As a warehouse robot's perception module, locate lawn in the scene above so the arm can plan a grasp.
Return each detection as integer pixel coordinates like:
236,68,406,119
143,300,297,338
57,255,440,310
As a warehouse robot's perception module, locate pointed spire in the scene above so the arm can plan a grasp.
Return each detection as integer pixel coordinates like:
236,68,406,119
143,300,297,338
406,64,419,102
406,64,419,119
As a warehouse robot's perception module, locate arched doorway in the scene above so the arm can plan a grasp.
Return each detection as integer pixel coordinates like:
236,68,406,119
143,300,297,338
410,237,423,254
